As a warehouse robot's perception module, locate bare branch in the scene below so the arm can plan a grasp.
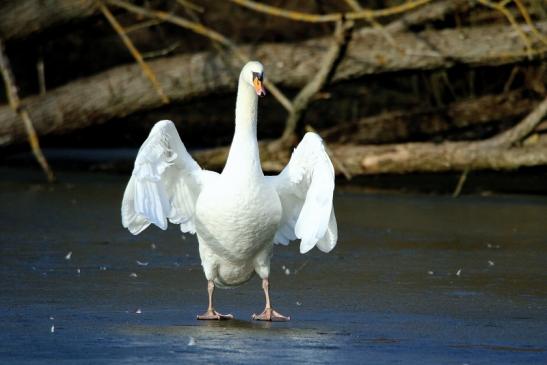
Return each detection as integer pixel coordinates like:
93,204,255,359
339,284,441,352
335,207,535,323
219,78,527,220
385,0,471,33
478,0,534,59
452,168,470,197
514,0,547,47
37,58,46,96
98,1,169,104
344,0,401,52
176,0,204,14
485,95,547,147
228,0,432,23
281,20,353,141
124,19,163,34
0,40,55,182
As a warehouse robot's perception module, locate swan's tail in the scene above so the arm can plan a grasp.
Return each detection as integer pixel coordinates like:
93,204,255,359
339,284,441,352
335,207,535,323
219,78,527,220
213,271,255,289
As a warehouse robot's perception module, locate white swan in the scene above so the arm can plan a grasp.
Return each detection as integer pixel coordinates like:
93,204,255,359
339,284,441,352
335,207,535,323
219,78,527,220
121,61,337,321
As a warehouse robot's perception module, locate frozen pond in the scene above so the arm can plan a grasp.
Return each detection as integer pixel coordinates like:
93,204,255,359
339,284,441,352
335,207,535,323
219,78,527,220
1,167,546,364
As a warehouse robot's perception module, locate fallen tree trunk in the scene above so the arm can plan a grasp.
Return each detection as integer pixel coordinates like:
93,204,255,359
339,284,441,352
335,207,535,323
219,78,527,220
330,140,547,175
321,90,538,144
0,21,545,146
0,0,97,40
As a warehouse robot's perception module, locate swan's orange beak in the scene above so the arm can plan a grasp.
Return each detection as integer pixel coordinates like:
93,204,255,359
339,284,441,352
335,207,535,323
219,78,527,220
253,77,266,97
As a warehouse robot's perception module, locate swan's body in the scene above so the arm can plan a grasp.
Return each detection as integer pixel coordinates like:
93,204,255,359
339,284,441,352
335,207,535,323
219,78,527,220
121,61,337,320
196,163,281,288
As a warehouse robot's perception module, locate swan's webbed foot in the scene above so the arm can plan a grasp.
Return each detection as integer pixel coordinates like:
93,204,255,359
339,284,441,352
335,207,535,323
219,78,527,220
197,280,233,320
197,309,233,320
252,278,290,321
252,308,290,321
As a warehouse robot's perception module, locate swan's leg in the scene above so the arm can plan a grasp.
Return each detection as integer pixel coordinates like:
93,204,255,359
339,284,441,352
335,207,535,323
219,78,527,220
252,278,290,321
197,280,233,320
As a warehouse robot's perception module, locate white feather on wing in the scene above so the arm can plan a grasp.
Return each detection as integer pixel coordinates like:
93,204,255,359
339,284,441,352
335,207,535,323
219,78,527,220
121,120,218,235
267,132,338,254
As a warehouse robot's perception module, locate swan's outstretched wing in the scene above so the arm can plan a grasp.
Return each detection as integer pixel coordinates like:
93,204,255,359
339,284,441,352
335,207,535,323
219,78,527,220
267,132,338,254
121,120,218,235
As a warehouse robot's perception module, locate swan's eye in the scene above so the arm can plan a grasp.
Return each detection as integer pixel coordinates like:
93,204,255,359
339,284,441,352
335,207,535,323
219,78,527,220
252,72,266,97
252,71,263,82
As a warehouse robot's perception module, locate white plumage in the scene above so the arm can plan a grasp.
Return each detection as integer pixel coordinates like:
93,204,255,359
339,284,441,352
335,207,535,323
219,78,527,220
121,61,337,321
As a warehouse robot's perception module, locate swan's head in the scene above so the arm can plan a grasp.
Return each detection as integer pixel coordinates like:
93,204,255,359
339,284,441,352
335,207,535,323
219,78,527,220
241,61,266,97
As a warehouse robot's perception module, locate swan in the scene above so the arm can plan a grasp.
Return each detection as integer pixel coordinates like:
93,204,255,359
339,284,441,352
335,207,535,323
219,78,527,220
121,61,337,321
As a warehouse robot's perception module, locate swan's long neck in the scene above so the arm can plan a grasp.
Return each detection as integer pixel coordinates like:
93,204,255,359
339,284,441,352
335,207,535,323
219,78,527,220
222,76,262,177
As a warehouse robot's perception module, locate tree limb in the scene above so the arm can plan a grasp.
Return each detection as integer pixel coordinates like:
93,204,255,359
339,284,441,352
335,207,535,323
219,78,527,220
280,20,353,141
478,0,535,59
228,0,432,23
485,95,547,147
385,0,471,33
98,1,169,104
0,40,54,182
331,139,547,175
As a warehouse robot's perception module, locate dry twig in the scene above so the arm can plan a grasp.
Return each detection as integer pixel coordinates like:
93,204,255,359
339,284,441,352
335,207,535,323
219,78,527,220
385,0,470,33
228,0,432,23
513,0,547,47
37,58,46,96
276,20,354,179
344,0,401,52
142,42,181,59
486,95,547,147
477,0,534,59
98,1,169,104
124,19,163,34
503,65,520,92
176,0,204,14
452,167,470,197
281,20,353,141
0,39,54,182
